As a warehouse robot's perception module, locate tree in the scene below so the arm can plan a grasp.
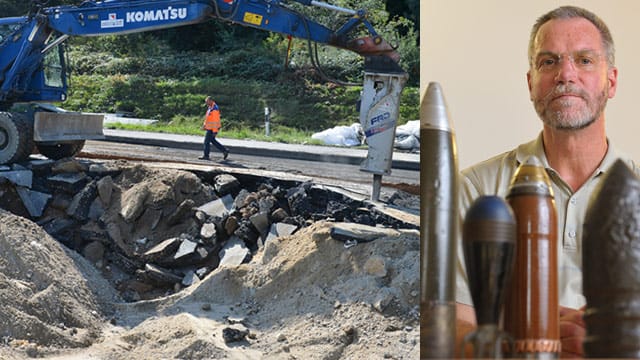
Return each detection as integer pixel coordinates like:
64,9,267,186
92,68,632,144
0,0,28,16
262,0,419,85
386,0,419,33
0,0,77,16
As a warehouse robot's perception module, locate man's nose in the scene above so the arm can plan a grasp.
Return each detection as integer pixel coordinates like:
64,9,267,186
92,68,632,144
555,55,578,83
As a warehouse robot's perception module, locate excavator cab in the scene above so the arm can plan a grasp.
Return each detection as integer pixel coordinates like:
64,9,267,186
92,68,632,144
42,44,65,89
24,42,69,103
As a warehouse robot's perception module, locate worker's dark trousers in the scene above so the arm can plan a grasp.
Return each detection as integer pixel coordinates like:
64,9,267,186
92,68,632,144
203,130,228,157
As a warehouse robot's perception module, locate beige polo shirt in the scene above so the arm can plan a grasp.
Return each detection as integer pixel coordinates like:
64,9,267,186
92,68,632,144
456,133,640,309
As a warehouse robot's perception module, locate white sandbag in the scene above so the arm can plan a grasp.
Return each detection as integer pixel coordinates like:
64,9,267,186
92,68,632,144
394,134,420,151
395,120,419,138
311,123,364,146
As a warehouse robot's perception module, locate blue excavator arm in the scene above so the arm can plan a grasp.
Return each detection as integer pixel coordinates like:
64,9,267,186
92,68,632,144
44,0,397,58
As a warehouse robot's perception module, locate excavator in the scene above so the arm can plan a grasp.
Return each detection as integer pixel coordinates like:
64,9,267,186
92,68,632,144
0,0,407,199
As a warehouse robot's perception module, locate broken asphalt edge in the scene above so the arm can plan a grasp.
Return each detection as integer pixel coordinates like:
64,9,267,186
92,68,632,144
100,129,419,171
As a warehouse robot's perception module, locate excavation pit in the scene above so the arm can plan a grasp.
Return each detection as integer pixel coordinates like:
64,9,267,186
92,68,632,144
0,157,419,359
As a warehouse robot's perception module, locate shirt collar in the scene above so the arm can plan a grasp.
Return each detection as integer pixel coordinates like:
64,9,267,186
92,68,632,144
514,132,549,168
514,132,628,176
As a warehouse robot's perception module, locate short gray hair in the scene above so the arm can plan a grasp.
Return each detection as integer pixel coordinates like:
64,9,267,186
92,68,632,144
528,6,615,68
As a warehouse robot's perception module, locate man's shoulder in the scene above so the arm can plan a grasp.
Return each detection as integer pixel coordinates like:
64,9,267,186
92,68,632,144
459,137,542,197
459,147,521,198
461,137,540,179
462,149,518,178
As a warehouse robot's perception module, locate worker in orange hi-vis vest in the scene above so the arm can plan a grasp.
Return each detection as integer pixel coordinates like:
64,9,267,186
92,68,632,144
199,96,230,161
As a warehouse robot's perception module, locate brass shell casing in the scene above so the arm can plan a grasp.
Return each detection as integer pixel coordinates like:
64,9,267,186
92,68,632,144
504,157,560,358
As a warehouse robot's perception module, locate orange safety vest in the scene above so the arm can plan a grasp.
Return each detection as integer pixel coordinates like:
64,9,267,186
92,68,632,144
204,102,221,132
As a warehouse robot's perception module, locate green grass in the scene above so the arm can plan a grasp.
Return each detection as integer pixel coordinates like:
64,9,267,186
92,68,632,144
106,122,327,145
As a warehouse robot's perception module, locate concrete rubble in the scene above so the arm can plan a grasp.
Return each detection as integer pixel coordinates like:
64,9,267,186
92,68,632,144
0,157,417,302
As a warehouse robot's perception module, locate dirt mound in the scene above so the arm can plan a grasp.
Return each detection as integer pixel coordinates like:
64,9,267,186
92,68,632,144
0,209,119,350
231,221,420,359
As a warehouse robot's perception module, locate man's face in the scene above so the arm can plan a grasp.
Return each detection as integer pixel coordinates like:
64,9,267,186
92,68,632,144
527,18,617,130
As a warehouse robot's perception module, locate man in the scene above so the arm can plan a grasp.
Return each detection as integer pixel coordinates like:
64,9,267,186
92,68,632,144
199,96,230,161
455,6,640,358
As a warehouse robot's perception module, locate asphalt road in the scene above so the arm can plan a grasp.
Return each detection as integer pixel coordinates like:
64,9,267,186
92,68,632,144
79,130,419,197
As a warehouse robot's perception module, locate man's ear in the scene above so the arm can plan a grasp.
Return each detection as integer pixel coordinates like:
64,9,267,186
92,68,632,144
607,66,618,99
527,71,533,101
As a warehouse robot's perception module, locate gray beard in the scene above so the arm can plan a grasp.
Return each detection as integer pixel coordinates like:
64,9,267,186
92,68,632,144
535,85,608,131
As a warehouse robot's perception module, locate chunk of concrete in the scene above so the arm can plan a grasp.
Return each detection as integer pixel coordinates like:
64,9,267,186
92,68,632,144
67,181,97,222
88,162,122,177
166,199,195,225
218,237,249,267
0,169,32,188
174,239,198,261
265,222,298,242
270,208,288,222
47,173,87,193
200,222,216,240
75,228,109,243
249,211,270,235
159,245,210,268
120,183,150,222
214,174,240,195
27,159,55,170
88,198,105,221
42,217,76,236
96,175,114,207
11,163,27,171
143,263,182,285
143,237,181,261
233,189,251,209
329,223,400,244
16,186,51,218
287,184,313,217
194,210,207,224
49,192,72,210
27,159,55,173
234,222,259,246
51,158,84,174
134,207,163,233
224,215,239,235
195,267,210,279
106,221,133,257
197,194,233,217
172,171,202,197
258,197,276,214
222,326,249,344
181,269,200,287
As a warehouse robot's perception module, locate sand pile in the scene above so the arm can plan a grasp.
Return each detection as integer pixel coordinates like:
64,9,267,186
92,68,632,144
0,209,119,355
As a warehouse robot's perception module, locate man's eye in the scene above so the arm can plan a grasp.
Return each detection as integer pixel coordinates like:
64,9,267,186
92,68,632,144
539,58,557,68
577,56,594,65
